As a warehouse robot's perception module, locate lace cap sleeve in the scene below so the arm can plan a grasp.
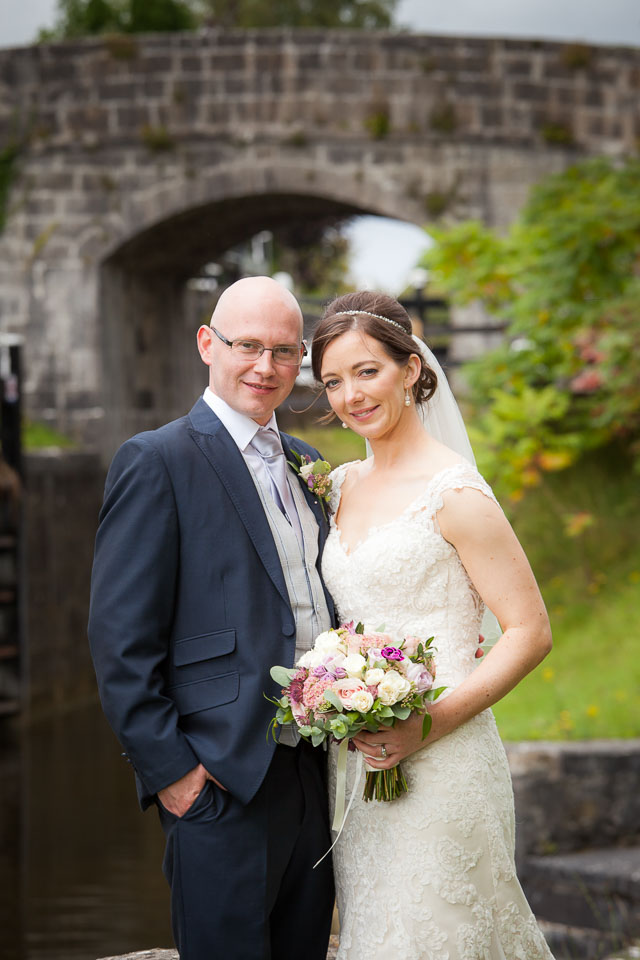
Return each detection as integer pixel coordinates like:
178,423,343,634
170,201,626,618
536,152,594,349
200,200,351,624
429,462,501,516
328,459,361,515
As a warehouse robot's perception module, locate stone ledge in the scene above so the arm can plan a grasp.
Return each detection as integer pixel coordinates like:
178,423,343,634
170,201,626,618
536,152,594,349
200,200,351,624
99,935,340,960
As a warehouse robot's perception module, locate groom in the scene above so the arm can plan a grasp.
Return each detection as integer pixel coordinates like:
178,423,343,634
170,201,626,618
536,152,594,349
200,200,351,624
88,277,335,960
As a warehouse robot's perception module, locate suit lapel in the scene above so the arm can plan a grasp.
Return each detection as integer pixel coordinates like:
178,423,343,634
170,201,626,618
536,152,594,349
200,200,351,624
188,399,290,608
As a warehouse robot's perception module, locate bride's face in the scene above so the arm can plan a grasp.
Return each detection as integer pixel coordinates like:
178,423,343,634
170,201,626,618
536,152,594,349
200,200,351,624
320,329,416,439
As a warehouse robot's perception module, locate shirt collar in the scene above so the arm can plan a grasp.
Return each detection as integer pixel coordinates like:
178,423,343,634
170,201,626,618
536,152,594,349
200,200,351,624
203,387,280,453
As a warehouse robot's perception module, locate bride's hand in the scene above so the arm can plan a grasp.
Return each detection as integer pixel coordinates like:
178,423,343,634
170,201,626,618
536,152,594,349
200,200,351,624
352,707,445,770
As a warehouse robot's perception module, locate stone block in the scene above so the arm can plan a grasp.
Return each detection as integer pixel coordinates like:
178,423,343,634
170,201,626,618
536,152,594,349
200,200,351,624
506,741,640,860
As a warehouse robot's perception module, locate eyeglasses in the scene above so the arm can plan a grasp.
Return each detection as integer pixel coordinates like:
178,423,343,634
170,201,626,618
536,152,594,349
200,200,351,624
211,326,307,367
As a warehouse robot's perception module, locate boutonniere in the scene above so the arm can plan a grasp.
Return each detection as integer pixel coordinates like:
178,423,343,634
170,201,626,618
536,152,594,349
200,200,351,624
287,451,333,520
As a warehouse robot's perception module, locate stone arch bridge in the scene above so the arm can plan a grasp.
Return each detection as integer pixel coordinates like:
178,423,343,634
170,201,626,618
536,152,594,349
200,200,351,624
0,30,637,458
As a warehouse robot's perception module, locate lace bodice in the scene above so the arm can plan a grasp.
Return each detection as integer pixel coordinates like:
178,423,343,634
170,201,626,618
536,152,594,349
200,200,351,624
322,460,499,692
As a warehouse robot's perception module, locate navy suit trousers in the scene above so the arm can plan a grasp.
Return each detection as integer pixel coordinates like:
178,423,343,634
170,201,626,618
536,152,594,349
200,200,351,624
156,741,335,960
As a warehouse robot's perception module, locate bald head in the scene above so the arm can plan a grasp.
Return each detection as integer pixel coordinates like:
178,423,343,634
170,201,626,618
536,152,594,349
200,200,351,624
197,275,305,424
211,276,303,336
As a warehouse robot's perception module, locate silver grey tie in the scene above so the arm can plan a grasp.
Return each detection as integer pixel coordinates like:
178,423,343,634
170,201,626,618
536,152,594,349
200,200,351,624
250,427,302,546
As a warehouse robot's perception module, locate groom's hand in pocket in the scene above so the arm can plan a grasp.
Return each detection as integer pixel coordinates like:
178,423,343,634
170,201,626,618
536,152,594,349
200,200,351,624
158,762,227,817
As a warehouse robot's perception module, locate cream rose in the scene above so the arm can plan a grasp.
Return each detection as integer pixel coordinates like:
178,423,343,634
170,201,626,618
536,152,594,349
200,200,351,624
364,668,386,686
314,630,343,655
343,653,368,678
299,462,315,480
377,670,412,705
350,689,374,713
296,648,325,669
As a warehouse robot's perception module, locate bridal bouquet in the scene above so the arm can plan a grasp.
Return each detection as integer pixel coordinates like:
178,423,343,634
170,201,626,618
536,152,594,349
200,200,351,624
269,621,445,804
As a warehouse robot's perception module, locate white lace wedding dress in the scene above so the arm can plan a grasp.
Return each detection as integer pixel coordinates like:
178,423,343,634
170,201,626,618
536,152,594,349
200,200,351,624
322,460,554,960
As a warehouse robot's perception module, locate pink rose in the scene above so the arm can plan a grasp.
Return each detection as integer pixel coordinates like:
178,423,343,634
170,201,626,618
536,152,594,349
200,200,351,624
402,635,421,656
333,677,368,710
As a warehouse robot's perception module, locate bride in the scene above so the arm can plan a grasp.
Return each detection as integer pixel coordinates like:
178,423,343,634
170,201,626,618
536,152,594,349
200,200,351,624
311,291,555,960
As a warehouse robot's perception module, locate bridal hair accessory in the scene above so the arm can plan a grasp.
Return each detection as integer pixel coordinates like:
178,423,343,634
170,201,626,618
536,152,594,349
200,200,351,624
331,309,406,333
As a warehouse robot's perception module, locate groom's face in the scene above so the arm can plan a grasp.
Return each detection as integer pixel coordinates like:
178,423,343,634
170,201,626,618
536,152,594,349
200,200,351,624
203,297,303,425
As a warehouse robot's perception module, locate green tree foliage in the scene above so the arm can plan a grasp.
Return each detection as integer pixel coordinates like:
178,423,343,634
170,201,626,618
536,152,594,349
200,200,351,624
271,222,352,296
198,0,397,29
40,0,397,37
40,0,197,38
424,157,640,500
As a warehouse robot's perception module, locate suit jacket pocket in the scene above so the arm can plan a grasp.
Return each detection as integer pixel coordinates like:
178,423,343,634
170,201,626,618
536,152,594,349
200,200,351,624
174,628,236,666
168,671,239,716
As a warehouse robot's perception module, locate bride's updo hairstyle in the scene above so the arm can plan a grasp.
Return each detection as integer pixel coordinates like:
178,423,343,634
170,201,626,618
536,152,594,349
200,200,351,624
312,291,438,405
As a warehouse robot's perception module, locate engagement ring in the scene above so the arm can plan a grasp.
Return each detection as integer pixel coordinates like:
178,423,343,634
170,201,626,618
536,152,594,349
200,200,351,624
381,745,387,759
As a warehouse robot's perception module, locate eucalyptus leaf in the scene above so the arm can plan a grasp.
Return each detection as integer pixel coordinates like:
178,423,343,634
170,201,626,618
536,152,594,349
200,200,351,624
323,689,344,712
270,665,295,687
393,705,411,720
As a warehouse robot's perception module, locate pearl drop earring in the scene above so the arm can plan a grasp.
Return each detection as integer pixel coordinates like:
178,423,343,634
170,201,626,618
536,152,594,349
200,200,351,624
342,422,348,429
404,389,411,406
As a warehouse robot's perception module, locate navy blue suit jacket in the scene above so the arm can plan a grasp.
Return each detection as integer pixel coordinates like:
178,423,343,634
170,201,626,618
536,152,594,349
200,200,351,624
88,398,334,809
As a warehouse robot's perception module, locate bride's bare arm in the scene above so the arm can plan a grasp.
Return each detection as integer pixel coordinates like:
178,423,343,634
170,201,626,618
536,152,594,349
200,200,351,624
354,486,552,768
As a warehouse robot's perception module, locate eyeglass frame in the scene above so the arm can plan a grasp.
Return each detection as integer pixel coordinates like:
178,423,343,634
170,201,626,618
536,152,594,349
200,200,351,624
210,325,308,366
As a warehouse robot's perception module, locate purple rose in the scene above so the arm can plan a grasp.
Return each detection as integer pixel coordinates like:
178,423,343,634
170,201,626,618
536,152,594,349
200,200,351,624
333,667,347,679
313,664,328,677
404,660,434,692
381,646,405,661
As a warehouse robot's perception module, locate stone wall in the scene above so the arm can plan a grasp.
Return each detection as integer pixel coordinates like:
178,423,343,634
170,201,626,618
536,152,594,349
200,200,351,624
506,740,640,863
0,32,637,457
24,449,104,712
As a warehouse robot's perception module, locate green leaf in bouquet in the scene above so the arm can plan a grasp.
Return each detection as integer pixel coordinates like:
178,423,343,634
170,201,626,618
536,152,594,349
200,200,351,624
376,705,394,718
379,716,395,727
311,458,331,475
311,732,326,747
355,622,365,634
323,689,344,712
298,725,313,737
422,712,433,739
424,685,447,702
392,705,412,720
365,717,380,732
270,665,295,686
330,716,350,737
346,711,360,722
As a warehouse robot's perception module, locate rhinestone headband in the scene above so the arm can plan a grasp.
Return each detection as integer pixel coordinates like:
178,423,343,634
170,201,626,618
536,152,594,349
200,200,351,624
331,309,406,333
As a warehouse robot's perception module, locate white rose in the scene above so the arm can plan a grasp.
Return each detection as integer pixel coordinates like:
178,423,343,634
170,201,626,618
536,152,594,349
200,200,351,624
364,668,386,686
377,670,412,705
299,462,315,480
343,653,368,678
350,689,374,713
296,648,324,669
314,630,343,655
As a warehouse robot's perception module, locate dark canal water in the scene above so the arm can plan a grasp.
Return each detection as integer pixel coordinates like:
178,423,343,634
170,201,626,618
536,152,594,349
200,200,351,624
0,702,173,960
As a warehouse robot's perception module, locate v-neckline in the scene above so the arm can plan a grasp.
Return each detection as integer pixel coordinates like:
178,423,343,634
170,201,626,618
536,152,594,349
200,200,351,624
332,460,469,558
